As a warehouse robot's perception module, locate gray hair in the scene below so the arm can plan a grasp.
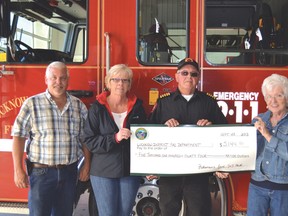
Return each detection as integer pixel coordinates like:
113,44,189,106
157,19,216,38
262,73,288,98
45,61,69,78
105,64,133,91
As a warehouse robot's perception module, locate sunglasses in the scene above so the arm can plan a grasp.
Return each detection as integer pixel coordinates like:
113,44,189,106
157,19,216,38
177,71,199,77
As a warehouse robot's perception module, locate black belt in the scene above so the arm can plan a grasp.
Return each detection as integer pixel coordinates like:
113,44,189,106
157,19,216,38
31,161,77,169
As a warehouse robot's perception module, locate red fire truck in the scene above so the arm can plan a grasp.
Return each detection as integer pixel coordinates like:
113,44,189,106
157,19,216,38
0,0,287,215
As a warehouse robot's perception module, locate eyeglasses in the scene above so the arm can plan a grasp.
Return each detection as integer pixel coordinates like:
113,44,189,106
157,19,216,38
177,71,199,77
265,93,285,101
110,78,130,83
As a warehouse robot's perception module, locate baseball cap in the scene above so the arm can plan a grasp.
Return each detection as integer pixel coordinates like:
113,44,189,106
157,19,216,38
177,58,199,71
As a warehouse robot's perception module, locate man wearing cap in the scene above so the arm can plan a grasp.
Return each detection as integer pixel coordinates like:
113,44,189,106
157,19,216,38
149,58,229,216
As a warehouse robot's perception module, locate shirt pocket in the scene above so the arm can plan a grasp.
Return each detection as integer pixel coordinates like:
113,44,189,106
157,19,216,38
70,112,81,136
277,125,288,142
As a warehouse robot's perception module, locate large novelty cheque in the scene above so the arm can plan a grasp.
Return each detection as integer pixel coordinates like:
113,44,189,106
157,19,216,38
130,125,257,175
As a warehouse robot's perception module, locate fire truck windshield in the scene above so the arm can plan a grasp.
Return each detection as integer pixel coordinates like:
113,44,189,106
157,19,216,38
0,0,87,63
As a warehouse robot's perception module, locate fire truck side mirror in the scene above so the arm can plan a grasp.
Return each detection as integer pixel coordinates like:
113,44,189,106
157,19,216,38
0,1,10,38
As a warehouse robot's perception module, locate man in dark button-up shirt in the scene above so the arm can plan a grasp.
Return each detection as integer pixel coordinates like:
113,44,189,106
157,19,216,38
149,58,228,216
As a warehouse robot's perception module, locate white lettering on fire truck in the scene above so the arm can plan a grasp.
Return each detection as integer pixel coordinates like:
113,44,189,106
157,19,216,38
213,92,259,123
213,92,259,101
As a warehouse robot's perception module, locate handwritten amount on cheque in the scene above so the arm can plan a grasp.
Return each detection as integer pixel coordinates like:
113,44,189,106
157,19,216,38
136,142,250,159
136,153,249,158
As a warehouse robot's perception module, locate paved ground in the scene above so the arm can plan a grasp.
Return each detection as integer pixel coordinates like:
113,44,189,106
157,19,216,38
74,191,90,216
0,191,90,216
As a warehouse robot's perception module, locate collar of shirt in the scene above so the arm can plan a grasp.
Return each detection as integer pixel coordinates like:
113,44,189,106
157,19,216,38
45,89,71,114
173,88,199,101
45,89,70,102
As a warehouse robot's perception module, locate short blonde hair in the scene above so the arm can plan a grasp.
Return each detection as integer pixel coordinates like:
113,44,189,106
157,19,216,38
105,64,133,91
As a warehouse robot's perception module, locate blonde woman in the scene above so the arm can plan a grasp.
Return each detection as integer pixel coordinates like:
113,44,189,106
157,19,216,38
83,64,146,216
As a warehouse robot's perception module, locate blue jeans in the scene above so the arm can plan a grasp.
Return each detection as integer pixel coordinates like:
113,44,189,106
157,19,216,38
247,183,288,216
28,163,78,216
90,175,141,216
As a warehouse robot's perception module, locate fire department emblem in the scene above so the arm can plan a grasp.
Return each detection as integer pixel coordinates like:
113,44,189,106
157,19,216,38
152,73,173,86
135,128,148,140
